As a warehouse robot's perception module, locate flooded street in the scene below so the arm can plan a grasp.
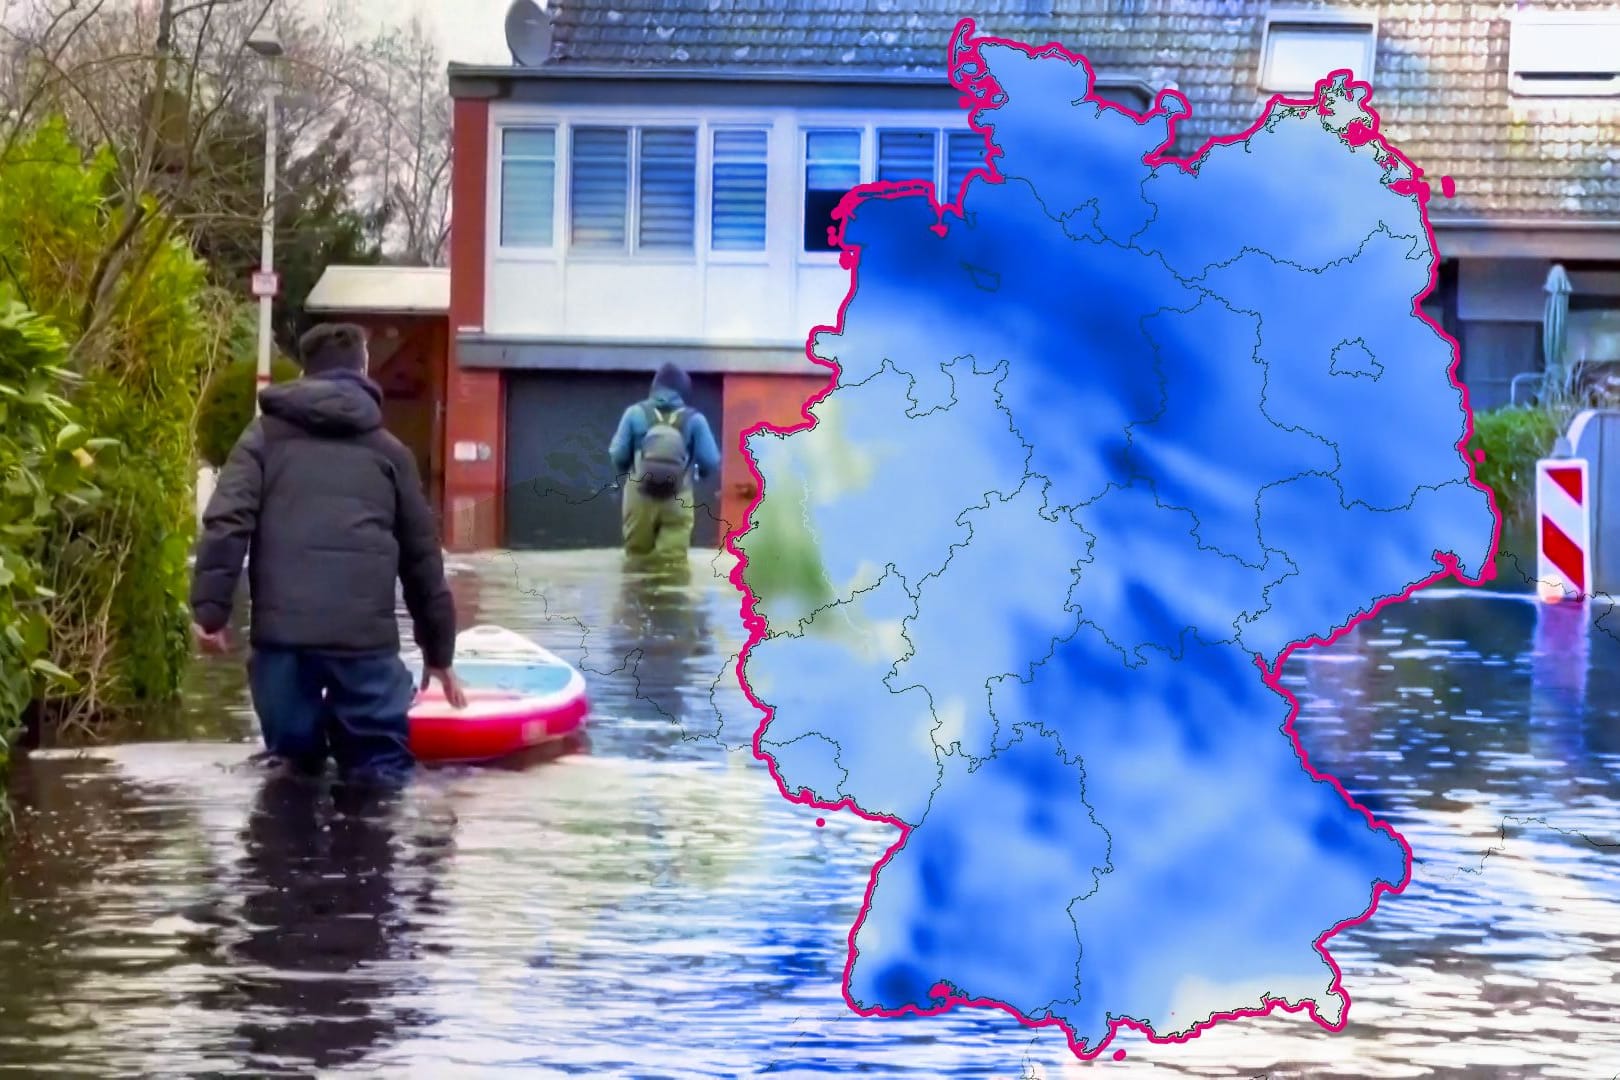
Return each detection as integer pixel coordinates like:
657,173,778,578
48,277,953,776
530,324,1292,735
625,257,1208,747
4,551,1620,1077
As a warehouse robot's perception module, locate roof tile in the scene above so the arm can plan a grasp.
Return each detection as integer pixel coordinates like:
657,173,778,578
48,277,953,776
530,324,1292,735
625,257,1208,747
543,0,1620,218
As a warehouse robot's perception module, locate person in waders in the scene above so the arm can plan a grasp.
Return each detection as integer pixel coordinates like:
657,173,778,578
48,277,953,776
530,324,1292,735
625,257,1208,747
608,362,722,559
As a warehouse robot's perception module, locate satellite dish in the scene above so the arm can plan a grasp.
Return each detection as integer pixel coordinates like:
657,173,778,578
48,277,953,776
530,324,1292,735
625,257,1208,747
505,0,553,67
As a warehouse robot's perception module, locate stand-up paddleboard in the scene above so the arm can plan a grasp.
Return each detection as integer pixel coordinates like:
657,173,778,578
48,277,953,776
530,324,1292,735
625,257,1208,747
409,625,589,764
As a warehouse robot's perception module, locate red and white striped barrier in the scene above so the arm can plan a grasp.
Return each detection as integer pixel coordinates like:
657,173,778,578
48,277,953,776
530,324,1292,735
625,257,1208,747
1535,457,1592,603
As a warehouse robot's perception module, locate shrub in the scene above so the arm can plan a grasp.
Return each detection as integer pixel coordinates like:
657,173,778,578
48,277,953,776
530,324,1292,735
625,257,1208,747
196,353,301,468
0,120,211,730
0,297,112,764
1468,405,1560,525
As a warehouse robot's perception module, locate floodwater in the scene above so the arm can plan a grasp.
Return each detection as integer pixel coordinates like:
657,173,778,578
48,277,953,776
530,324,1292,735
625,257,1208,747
3,551,1620,1077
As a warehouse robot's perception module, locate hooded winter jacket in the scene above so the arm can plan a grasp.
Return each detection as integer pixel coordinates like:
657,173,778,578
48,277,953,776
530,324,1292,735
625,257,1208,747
189,370,457,669
607,363,722,484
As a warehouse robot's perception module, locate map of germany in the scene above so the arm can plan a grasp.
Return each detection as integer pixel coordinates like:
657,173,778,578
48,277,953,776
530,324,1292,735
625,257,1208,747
731,19,1501,1059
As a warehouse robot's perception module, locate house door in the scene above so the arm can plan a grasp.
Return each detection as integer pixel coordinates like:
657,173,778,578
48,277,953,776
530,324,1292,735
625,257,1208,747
504,370,725,550
368,317,445,513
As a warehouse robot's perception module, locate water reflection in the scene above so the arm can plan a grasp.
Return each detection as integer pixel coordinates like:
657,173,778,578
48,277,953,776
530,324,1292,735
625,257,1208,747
448,564,487,629
191,771,450,1073
1530,601,1590,722
0,756,190,1072
595,554,715,743
430,550,741,763
12,556,1620,1076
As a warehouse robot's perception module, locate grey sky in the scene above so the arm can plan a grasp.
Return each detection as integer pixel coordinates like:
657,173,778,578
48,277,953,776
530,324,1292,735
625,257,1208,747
309,0,519,65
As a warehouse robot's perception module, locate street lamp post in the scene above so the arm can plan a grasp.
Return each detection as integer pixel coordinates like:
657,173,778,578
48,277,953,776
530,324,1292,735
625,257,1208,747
247,30,283,417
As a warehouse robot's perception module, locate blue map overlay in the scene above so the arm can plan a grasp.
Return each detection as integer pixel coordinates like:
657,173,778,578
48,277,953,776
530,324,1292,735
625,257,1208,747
732,20,1498,1059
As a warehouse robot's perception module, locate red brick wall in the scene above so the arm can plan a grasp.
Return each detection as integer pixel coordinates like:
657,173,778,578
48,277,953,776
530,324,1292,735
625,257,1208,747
444,370,503,549
720,373,833,542
444,96,503,551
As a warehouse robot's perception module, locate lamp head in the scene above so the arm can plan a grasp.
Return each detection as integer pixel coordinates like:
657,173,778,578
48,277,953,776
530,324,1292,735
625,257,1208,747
246,30,283,59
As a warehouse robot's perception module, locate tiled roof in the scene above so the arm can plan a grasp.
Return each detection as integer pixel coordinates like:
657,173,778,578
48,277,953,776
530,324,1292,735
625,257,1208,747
544,0,1620,222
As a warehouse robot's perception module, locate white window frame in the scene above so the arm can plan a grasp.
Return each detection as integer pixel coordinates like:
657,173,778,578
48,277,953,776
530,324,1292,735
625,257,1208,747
569,123,702,261
567,123,634,256
490,107,783,269
707,123,772,266
796,115,980,263
1258,10,1379,96
801,125,866,258
1508,9,1620,99
494,123,561,258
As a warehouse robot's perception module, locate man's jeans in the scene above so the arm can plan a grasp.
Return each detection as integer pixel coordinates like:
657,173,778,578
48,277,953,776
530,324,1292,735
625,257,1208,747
247,647,416,783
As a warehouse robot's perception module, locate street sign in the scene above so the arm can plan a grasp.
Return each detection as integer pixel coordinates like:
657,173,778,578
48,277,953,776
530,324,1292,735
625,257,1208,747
250,271,280,298
1535,457,1592,603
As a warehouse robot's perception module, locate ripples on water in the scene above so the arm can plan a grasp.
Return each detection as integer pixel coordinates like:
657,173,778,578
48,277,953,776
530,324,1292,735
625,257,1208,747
3,552,1620,1076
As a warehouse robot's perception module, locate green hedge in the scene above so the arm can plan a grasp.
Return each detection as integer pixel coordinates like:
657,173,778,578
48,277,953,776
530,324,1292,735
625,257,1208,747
1468,405,1561,525
0,298,112,764
196,354,301,468
0,120,212,733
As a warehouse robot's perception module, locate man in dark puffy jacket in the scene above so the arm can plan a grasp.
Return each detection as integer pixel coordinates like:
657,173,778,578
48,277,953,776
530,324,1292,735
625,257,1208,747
608,362,722,558
190,322,465,783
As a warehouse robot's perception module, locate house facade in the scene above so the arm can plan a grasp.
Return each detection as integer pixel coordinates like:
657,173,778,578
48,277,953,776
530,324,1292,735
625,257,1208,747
440,0,1620,552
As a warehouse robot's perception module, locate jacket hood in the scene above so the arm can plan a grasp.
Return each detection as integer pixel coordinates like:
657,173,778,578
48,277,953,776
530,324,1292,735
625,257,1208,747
650,361,692,401
259,370,384,436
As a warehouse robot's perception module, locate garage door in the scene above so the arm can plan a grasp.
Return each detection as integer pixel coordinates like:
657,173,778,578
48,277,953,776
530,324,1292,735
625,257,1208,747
505,370,725,550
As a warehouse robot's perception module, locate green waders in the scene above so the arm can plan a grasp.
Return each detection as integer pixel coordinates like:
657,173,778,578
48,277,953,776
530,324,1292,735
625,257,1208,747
622,479,696,559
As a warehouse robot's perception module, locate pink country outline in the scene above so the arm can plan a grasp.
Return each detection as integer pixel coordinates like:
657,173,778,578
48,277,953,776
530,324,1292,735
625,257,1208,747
721,16,1503,1064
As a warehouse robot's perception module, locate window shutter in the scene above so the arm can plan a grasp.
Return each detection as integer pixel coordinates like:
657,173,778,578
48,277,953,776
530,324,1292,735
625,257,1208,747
638,127,697,252
1260,23,1376,93
571,126,630,250
876,129,938,186
946,131,985,201
804,129,862,251
500,127,556,248
805,129,862,191
711,128,768,252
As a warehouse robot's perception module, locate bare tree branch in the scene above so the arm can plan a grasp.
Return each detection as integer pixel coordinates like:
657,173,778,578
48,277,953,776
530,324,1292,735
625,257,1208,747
7,0,449,355
1,0,113,156
349,14,452,264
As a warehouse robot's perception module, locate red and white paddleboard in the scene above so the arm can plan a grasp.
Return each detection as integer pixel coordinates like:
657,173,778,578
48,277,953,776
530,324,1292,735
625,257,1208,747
409,626,590,764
